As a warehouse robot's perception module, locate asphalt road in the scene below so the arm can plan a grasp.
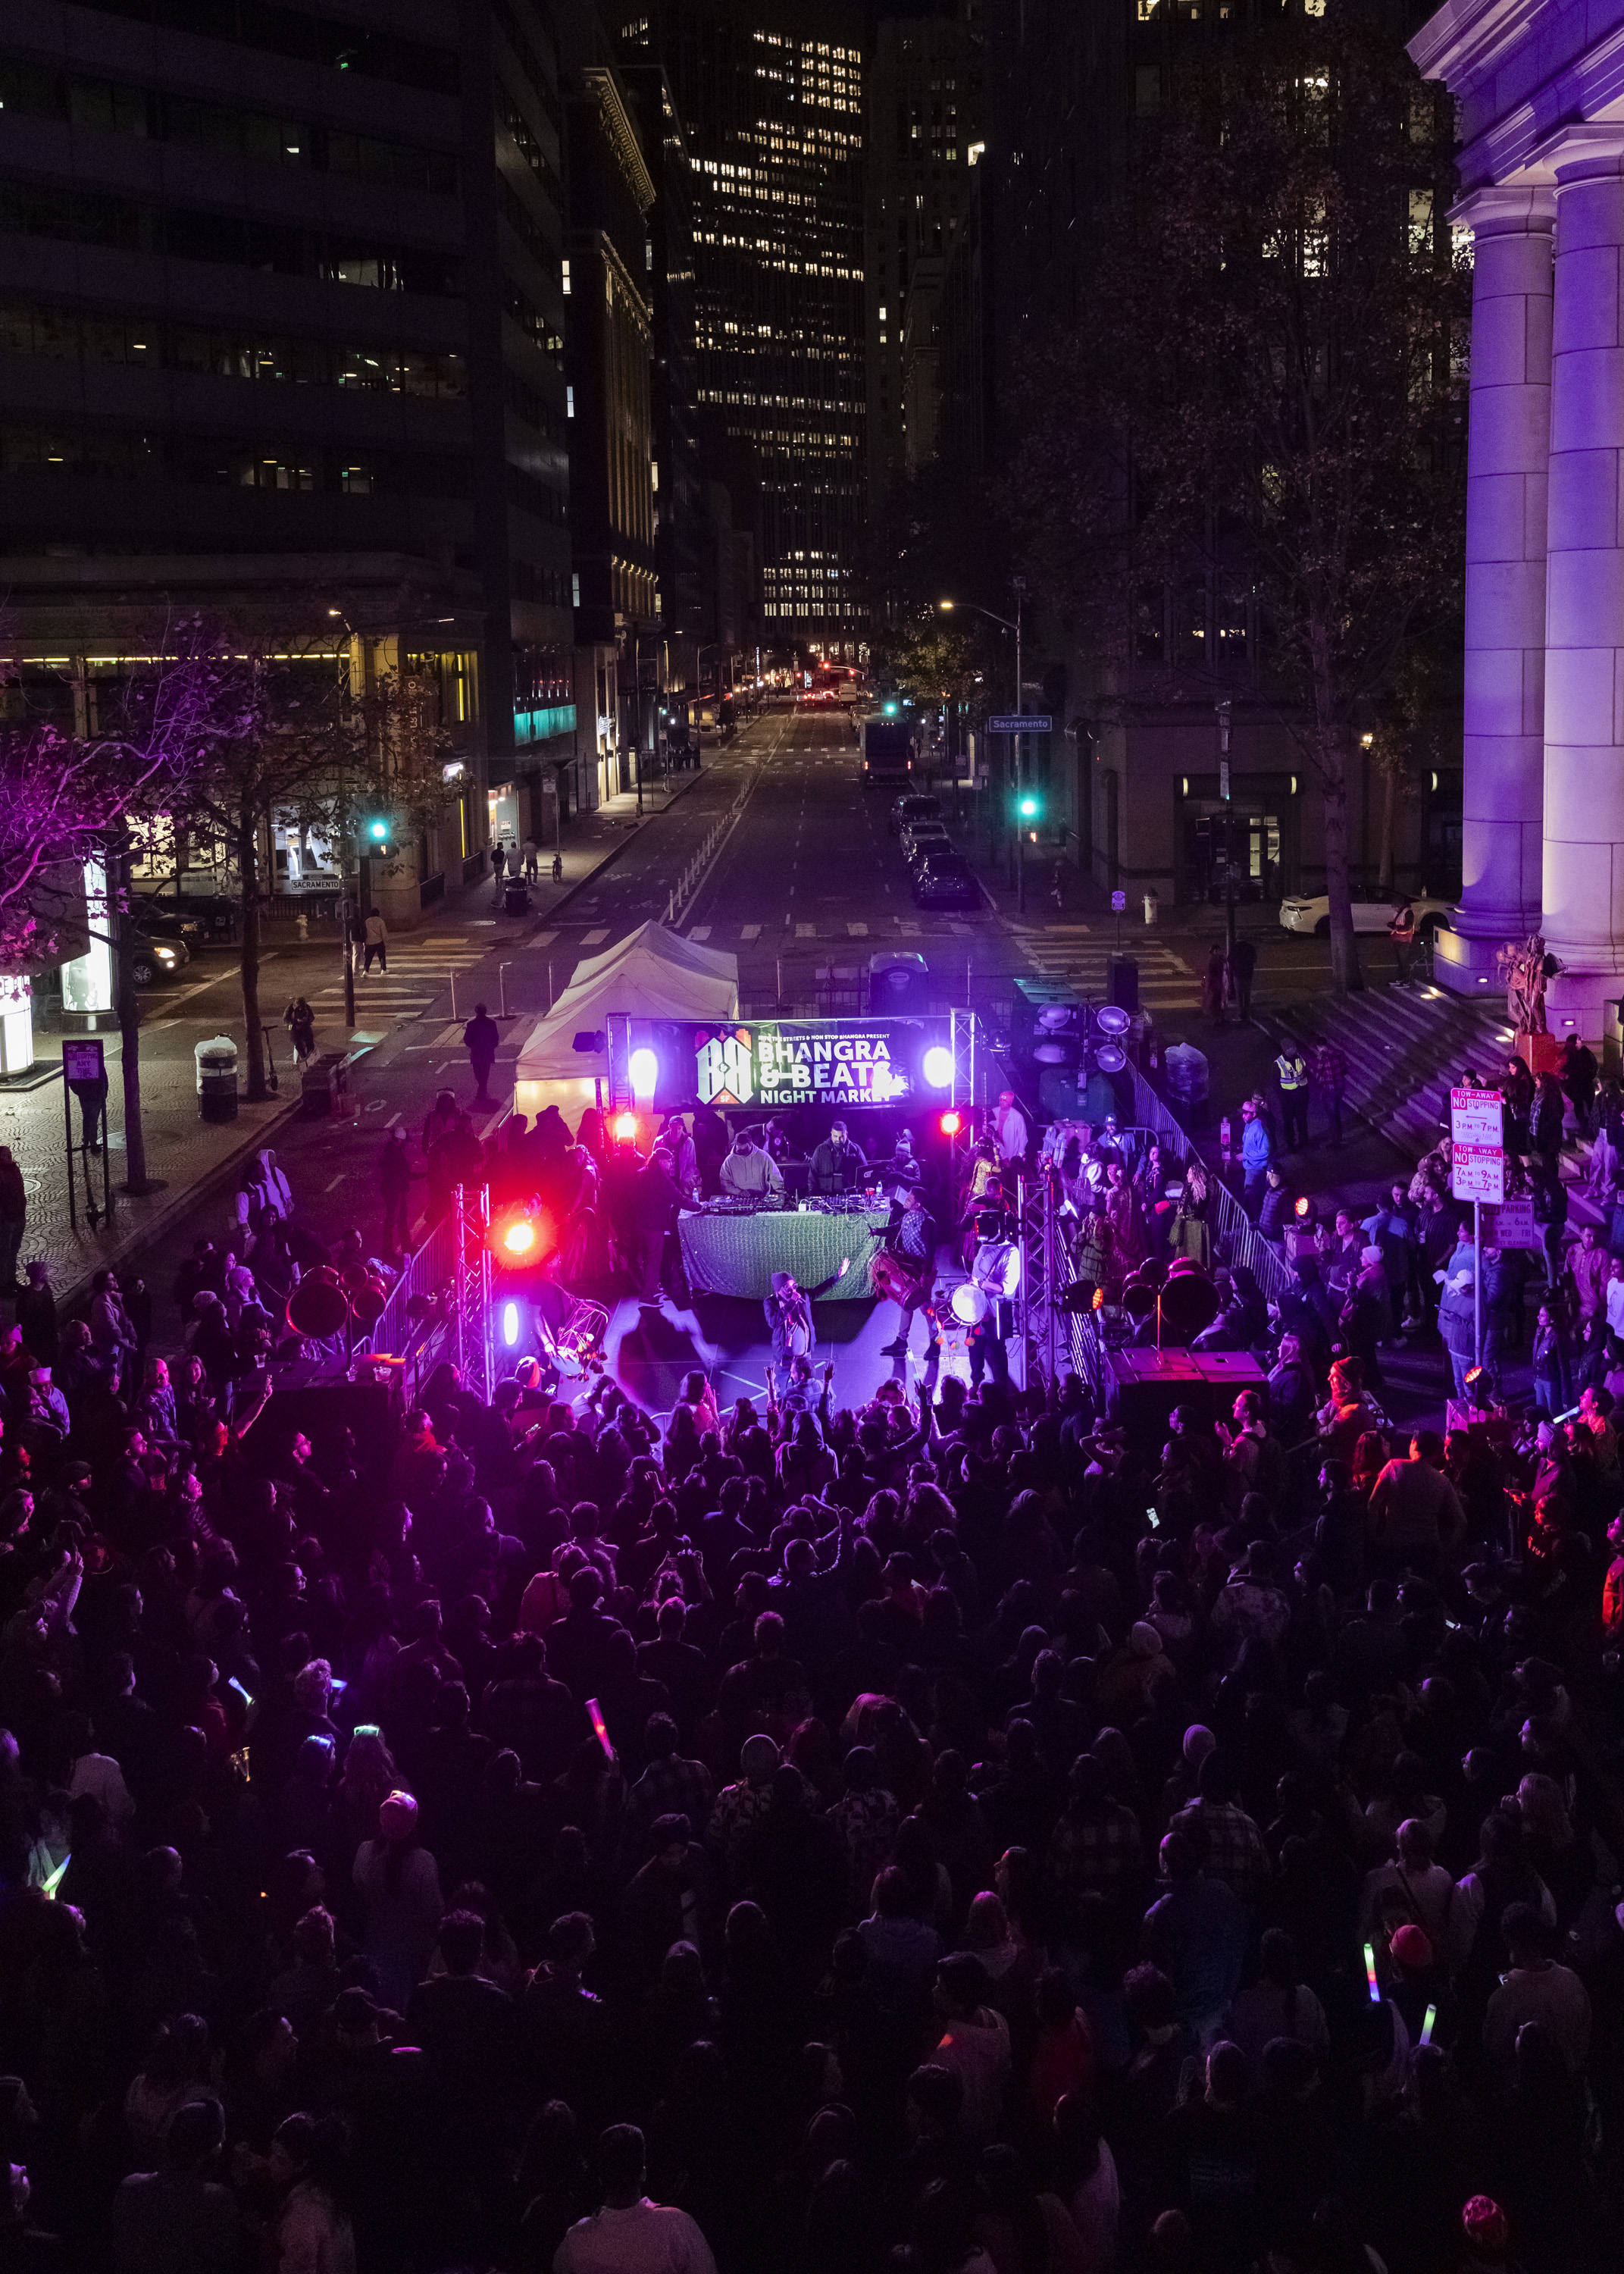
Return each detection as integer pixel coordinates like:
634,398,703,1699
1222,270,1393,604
102,700,1381,1348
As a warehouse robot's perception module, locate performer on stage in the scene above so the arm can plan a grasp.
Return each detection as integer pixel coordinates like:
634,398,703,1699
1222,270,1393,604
809,1119,867,1195
765,1261,849,1366
968,1207,1022,1388
721,1126,784,1201
878,1186,939,1358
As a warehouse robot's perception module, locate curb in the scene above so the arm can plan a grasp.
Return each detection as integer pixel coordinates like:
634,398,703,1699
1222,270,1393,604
54,1088,305,1319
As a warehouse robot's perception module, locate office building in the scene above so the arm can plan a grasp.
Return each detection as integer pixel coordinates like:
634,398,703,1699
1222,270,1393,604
618,0,865,654
865,6,982,508
0,0,571,907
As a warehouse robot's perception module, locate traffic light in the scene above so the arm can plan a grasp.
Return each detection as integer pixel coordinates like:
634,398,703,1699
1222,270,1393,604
883,700,900,716
1018,791,1042,821
361,813,394,854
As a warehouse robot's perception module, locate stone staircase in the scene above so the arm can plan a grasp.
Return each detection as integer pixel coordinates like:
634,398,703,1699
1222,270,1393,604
1256,980,1515,1160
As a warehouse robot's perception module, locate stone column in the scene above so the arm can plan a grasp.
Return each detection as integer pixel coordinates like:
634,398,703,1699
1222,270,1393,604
1544,130,1624,1040
1435,186,1555,997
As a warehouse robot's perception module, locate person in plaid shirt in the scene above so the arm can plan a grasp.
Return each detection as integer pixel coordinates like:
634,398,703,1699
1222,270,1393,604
828,1744,900,1911
706,1731,781,1890
621,1714,715,1874
1172,1753,1270,1904
1047,1754,1146,1925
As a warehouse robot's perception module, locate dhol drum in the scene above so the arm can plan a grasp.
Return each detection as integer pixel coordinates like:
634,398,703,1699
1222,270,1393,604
950,1280,990,1325
871,1250,925,1310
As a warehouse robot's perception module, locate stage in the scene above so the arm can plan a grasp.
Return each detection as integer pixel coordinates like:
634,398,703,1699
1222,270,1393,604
544,1246,1001,1424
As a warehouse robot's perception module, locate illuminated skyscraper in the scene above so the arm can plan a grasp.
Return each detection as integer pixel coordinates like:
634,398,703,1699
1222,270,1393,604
618,1,865,651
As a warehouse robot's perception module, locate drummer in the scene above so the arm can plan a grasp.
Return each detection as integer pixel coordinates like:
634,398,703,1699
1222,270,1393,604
878,1186,937,1359
968,1207,1022,1389
809,1119,867,1195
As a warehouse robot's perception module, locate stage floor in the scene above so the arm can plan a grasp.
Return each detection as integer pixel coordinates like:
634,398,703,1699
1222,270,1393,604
581,1273,999,1425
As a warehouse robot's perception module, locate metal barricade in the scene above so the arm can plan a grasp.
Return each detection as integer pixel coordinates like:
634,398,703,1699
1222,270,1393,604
355,1183,493,1405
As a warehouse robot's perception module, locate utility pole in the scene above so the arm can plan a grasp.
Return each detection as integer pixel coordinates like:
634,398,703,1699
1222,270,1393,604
1217,700,1235,961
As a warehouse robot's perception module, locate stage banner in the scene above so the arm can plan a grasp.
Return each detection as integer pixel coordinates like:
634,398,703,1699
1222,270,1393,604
648,1016,952,1114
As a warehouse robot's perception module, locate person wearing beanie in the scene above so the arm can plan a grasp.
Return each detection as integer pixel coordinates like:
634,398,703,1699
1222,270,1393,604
1460,2194,1512,2272
352,1787,443,2011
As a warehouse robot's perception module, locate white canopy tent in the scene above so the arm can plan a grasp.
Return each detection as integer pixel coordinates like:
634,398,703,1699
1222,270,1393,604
512,920,740,1118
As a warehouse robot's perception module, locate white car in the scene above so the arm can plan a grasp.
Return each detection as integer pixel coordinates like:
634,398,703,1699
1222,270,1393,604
900,819,953,867
1278,894,1455,938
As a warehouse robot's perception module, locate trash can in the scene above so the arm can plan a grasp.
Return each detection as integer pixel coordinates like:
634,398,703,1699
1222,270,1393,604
194,1035,239,1123
502,881,530,916
1143,889,1159,926
301,1050,351,1119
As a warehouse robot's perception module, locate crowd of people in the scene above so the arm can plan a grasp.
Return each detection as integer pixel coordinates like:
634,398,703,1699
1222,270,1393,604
0,1073,1611,2274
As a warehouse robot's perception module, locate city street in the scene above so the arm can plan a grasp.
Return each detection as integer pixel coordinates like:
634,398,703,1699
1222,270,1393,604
23,697,1407,1362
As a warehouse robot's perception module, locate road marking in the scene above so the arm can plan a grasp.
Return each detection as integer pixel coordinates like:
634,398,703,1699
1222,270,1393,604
386,1112,402,1127
950,922,972,935
583,929,610,944
847,922,868,936
796,923,815,938
324,1174,345,1192
530,931,558,948
689,925,711,941
741,924,761,940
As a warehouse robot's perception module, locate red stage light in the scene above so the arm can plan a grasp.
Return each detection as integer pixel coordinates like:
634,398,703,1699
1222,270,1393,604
939,1110,962,1137
491,1207,552,1264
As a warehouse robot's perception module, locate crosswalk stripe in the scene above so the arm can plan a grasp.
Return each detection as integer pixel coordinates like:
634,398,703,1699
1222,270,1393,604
741,924,761,940
795,923,815,938
583,929,609,944
689,926,711,940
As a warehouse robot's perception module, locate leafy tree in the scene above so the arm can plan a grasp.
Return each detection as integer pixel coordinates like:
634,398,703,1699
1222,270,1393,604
117,619,454,1103
1005,2,1466,990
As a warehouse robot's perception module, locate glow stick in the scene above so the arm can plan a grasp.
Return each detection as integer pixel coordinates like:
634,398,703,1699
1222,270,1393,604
41,1853,70,1899
1363,1943,1381,2003
587,1698,614,1759
1420,2003,1437,2045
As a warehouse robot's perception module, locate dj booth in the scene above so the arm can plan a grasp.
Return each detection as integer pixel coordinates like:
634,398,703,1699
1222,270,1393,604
679,1198,892,1301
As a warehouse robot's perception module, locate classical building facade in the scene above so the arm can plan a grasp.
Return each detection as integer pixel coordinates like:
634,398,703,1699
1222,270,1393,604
1413,0,1624,1038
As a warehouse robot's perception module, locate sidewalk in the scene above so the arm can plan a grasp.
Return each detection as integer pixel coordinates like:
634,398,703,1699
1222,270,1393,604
5,751,722,1317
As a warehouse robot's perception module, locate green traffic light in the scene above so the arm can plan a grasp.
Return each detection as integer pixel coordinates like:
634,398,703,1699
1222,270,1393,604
368,819,389,840
883,700,899,716
1019,796,1039,817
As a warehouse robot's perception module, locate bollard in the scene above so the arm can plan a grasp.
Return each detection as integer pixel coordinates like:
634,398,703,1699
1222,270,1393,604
499,962,511,1017
450,972,458,1020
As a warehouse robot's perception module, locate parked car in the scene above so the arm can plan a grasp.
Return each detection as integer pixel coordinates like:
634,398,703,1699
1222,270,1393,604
913,851,982,910
1278,893,1455,938
888,792,943,838
900,819,953,868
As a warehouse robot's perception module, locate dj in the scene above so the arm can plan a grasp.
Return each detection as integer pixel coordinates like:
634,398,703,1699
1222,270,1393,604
720,1126,784,1201
765,1260,849,1366
809,1118,867,1195
878,1185,938,1359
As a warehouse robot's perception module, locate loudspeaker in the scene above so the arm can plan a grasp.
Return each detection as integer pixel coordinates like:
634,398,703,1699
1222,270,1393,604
1108,955,1139,1013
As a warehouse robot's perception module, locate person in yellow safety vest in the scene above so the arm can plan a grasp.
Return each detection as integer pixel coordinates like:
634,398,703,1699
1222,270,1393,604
1276,1045,1310,1151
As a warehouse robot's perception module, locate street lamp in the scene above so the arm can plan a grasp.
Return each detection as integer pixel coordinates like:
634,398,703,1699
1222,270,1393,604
939,585,1030,909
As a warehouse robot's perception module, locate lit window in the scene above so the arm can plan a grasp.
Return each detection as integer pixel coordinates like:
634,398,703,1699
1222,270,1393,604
566,384,574,416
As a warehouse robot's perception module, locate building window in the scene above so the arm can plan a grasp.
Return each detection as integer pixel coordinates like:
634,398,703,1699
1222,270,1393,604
562,257,571,295
572,572,581,606
566,384,574,416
